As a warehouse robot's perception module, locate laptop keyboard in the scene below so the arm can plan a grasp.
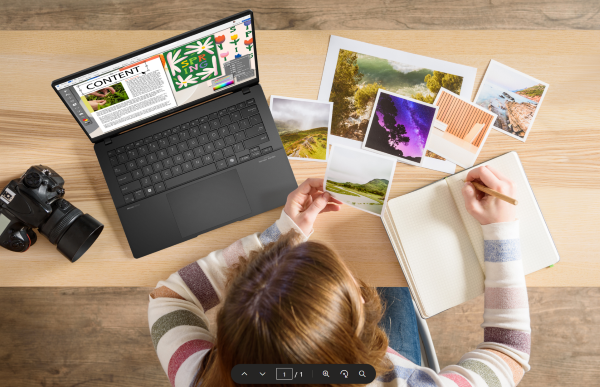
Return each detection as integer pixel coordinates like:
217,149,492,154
105,98,273,205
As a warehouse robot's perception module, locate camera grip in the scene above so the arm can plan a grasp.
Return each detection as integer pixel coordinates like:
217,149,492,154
0,210,35,252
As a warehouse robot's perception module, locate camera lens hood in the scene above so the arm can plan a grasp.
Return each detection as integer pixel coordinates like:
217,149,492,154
56,214,104,262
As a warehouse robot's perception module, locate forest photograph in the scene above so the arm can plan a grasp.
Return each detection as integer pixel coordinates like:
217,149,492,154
328,49,463,143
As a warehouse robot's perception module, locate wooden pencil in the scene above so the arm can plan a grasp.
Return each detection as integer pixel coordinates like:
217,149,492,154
466,180,518,205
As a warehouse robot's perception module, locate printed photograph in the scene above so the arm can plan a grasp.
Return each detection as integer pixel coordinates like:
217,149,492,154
425,150,446,161
327,49,463,143
324,145,396,216
474,60,549,142
362,90,438,166
84,82,129,111
270,96,332,161
427,88,497,168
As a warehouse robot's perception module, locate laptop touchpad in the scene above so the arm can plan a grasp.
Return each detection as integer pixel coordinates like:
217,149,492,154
167,170,252,238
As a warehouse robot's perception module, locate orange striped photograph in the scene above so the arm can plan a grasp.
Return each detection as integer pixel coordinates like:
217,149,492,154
427,88,498,168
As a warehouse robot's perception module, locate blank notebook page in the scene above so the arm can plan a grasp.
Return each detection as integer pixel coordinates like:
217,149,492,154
382,209,420,304
386,179,484,317
445,152,560,275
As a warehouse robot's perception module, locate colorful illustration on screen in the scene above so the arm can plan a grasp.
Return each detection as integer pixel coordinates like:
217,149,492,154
160,20,256,104
163,35,222,90
214,22,254,64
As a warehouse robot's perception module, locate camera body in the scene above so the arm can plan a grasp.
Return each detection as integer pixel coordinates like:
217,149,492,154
0,165,104,262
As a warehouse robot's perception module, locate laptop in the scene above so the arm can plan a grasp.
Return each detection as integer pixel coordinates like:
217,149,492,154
51,10,297,258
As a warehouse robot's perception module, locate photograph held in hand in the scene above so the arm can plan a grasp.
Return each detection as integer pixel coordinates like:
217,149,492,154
324,145,396,216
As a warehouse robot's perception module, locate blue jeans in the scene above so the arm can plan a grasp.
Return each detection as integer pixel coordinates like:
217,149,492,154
377,287,421,365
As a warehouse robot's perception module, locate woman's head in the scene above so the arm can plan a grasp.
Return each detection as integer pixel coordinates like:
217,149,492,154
200,232,390,386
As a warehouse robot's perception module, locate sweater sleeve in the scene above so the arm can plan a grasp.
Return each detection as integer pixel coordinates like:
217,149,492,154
148,210,307,387
438,220,531,387
375,220,530,387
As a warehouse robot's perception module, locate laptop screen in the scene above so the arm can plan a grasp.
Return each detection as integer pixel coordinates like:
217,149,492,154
54,13,256,141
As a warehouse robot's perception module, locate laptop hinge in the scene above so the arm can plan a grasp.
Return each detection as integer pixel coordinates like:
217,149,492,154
104,137,113,146
242,87,251,95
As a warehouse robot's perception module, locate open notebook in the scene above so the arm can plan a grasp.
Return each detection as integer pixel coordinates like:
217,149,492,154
382,152,560,318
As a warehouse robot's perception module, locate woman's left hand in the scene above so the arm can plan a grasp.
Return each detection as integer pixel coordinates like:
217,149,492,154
284,178,342,236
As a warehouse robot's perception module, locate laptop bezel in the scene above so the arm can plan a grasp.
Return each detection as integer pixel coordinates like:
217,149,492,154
50,9,258,144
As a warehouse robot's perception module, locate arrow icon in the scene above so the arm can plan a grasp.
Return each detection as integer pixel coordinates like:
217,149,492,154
241,372,247,376
260,372,265,376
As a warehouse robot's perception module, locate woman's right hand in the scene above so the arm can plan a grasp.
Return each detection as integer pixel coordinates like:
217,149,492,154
88,100,106,111
461,165,517,225
90,87,116,98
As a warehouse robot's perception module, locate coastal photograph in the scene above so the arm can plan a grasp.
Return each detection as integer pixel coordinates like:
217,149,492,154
327,49,463,143
270,96,332,161
363,90,438,166
474,60,549,142
324,145,396,216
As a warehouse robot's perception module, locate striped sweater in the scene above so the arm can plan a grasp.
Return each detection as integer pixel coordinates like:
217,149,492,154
149,211,530,387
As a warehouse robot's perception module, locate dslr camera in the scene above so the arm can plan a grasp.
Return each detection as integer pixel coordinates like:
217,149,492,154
0,165,104,262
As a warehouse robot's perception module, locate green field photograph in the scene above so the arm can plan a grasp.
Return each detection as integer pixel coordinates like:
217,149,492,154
324,145,396,216
270,96,333,161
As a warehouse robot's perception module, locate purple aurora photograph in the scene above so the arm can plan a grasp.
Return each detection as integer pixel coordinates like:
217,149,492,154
363,90,438,166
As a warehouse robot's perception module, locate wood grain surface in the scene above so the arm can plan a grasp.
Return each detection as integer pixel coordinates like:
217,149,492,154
1,0,599,30
427,287,600,387
1,287,596,387
1,30,599,287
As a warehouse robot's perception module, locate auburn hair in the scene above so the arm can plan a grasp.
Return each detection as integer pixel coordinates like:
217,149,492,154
197,231,392,387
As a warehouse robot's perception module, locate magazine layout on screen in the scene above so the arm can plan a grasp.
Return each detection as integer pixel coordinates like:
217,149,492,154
55,15,256,140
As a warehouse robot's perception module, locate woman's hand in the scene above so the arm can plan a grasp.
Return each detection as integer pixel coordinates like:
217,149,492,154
461,165,517,225
284,178,342,236
88,100,106,111
90,87,116,98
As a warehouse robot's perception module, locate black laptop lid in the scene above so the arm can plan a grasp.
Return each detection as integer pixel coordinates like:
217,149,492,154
51,10,258,144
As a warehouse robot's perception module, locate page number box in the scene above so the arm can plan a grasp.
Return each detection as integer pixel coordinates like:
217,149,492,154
276,368,293,380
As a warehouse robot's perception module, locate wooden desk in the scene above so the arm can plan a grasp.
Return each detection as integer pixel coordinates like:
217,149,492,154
0,31,599,287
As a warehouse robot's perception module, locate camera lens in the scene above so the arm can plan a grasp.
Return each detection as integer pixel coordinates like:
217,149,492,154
39,199,104,262
56,214,103,262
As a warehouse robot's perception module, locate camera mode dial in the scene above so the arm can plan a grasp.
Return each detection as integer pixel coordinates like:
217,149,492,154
24,172,42,188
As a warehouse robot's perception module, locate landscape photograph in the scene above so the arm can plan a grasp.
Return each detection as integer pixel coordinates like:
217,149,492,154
270,96,332,161
328,49,463,143
324,145,396,216
363,90,437,166
474,60,548,141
